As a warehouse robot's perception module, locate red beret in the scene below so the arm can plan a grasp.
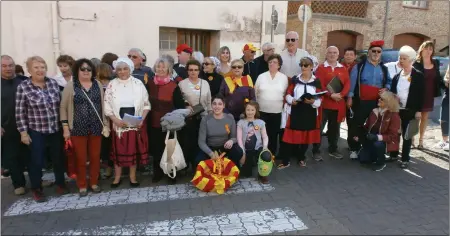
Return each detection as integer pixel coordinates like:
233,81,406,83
369,40,384,49
176,44,193,54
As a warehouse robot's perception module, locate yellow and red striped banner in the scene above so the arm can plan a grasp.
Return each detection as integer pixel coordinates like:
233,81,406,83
191,157,240,194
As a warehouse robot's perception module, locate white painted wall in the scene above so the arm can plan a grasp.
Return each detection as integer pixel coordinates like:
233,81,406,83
1,1,287,76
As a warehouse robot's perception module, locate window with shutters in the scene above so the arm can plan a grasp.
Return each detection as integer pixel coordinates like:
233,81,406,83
177,29,211,57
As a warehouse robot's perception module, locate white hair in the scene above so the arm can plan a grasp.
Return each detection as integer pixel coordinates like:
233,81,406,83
128,48,145,59
398,46,417,62
153,57,173,75
286,31,299,39
193,51,204,63
261,42,275,51
326,46,339,52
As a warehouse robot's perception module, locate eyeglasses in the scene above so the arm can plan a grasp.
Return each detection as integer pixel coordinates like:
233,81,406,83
300,64,311,68
203,63,213,66
371,50,382,54
188,69,199,72
231,65,243,69
80,67,92,72
286,38,297,43
127,55,138,59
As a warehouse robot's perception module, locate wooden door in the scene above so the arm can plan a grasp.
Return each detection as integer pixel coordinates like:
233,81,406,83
177,29,211,57
327,31,357,59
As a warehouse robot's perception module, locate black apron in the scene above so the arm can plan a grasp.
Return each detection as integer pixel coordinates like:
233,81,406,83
290,82,317,131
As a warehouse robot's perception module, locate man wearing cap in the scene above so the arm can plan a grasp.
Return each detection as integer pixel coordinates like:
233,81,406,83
242,43,259,83
128,48,154,85
347,40,391,160
174,44,193,80
280,31,311,79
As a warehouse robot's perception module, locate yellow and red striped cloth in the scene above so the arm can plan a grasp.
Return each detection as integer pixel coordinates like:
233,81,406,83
191,157,240,194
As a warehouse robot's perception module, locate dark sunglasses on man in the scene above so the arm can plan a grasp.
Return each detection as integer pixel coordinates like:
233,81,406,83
371,49,382,54
286,38,297,43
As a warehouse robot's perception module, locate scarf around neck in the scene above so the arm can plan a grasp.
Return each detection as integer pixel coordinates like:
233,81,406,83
154,75,171,85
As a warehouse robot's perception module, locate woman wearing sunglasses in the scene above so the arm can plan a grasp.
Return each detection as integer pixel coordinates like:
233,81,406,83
60,59,109,196
278,57,323,169
201,56,224,97
219,59,256,122
353,91,400,171
178,59,212,170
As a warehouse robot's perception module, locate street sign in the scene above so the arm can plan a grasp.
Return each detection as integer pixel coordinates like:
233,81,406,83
272,9,279,31
297,4,312,22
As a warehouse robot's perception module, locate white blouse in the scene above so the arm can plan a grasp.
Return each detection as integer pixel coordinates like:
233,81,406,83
255,71,289,114
397,71,411,109
116,78,135,107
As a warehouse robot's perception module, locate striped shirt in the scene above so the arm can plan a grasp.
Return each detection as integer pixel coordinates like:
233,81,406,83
15,77,61,134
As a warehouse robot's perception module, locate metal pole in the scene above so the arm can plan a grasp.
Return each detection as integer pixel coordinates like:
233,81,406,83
271,5,275,43
302,4,307,50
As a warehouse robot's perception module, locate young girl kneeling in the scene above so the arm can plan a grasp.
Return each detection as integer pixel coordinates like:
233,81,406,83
237,101,270,183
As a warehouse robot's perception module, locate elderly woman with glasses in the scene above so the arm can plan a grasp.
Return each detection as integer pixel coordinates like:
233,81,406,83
354,91,400,171
219,59,256,122
16,56,69,202
178,59,212,170
104,57,151,188
254,54,288,155
201,56,223,96
278,57,323,169
147,57,185,183
60,58,109,196
390,46,425,169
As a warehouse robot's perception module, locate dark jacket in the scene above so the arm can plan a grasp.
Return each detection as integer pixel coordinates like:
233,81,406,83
413,59,442,97
174,63,188,81
252,55,269,81
362,109,401,152
200,71,224,97
391,67,425,112
1,76,26,133
242,56,258,84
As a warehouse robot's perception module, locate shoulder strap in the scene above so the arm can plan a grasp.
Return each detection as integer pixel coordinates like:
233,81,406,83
81,86,104,127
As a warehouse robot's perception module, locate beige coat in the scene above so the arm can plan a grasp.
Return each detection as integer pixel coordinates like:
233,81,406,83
60,80,109,130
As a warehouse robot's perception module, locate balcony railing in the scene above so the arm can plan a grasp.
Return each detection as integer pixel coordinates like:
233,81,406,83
287,1,368,18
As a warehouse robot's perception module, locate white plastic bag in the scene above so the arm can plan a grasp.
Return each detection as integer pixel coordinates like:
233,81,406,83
160,131,187,179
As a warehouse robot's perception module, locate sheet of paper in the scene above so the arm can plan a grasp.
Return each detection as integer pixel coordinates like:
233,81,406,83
123,113,143,127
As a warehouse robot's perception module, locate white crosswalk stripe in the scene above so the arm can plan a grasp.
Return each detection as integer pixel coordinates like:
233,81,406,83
46,207,308,235
4,178,274,216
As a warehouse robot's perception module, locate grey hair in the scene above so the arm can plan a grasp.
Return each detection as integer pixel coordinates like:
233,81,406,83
326,46,339,52
1,55,15,63
161,54,175,66
153,57,174,75
90,58,101,67
261,42,275,51
398,46,417,62
286,31,299,39
193,51,205,63
128,48,145,59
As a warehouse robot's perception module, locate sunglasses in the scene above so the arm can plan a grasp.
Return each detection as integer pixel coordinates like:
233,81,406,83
188,69,199,72
127,55,138,59
300,64,311,68
371,50,382,54
203,62,213,66
286,38,297,43
231,65,243,69
80,67,92,72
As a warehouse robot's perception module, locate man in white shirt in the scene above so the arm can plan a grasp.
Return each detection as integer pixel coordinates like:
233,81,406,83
280,31,310,78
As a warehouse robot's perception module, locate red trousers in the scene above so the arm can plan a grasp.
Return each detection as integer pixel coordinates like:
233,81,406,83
71,135,102,189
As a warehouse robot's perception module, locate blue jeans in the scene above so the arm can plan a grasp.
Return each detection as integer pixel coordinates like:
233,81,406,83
28,130,65,190
359,141,386,165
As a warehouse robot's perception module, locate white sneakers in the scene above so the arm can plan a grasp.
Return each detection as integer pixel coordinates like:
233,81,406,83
349,151,358,160
435,141,449,151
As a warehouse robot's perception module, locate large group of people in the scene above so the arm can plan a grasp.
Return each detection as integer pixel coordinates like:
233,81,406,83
2,30,448,203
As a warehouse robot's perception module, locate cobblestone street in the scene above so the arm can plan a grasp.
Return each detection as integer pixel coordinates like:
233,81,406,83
1,121,448,235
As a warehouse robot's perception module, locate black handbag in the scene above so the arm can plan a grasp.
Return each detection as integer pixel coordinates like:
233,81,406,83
189,81,205,118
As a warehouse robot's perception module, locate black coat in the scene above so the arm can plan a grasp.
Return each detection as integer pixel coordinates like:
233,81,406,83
413,59,442,97
174,63,188,80
391,67,425,112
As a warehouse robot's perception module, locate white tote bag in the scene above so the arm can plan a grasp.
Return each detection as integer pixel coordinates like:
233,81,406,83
160,131,187,179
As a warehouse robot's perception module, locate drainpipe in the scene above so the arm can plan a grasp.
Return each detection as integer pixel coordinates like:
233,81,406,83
260,1,264,55
51,1,61,72
382,1,389,40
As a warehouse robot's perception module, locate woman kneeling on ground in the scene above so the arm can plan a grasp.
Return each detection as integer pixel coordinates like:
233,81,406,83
354,91,401,172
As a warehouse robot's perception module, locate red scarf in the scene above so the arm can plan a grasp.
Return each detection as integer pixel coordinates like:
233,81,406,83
154,75,171,85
